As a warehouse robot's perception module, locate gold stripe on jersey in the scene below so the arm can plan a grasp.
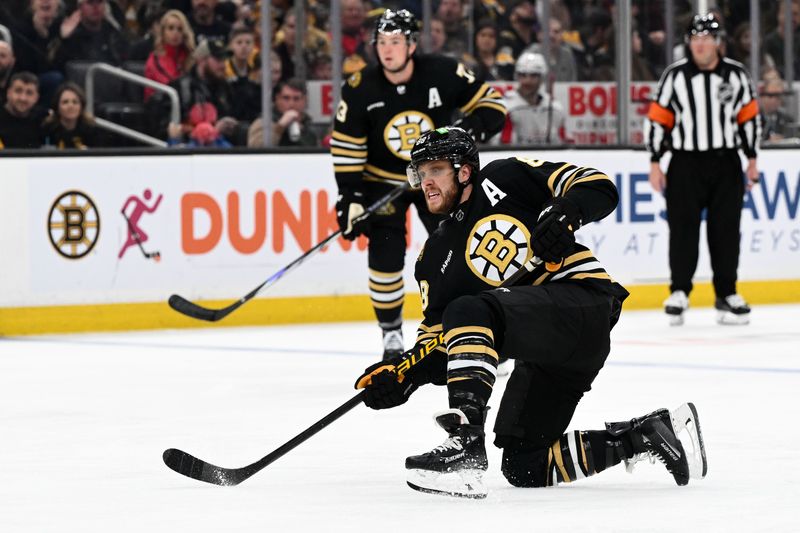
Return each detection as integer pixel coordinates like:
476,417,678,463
564,250,594,266
331,147,368,158
563,173,613,194
459,84,492,114
547,163,574,196
331,131,367,144
474,102,508,115
444,326,494,345
333,165,365,173
570,272,612,281
449,344,499,360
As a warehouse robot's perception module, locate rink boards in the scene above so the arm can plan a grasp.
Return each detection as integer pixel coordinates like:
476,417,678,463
1,149,798,334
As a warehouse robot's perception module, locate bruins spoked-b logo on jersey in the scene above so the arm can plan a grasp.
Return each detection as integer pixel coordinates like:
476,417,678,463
466,214,532,286
48,190,100,259
384,111,434,161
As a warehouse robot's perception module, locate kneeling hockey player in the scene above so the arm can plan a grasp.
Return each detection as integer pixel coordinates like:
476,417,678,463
354,127,707,498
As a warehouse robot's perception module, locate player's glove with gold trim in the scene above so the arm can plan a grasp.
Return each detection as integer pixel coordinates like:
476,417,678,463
532,197,582,264
354,357,418,410
336,188,368,240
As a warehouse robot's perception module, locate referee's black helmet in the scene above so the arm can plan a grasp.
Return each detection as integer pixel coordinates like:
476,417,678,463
687,13,722,39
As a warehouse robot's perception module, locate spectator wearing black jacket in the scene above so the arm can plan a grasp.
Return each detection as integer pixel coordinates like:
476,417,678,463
53,0,129,69
0,40,15,106
189,0,230,44
0,72,48,149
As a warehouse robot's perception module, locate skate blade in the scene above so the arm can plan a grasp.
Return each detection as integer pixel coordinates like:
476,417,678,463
670,403,708,480
406,468,487,499
716,311,749,325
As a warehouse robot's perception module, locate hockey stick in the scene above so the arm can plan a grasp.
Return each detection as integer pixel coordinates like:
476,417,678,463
122,211,161,261
163,391,366,486
168,182,411,321
162,257,550,486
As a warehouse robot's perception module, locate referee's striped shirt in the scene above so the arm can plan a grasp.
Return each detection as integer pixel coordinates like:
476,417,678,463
644,56,761,162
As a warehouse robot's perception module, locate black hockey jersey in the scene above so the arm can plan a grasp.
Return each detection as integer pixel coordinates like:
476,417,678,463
406,157,629,383
331,54,507,188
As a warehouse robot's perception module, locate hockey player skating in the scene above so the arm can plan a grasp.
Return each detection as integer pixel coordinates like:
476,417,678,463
354,127,707,498
331,9,506,360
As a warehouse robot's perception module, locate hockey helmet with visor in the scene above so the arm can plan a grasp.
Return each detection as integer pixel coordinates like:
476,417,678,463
406,127,480,189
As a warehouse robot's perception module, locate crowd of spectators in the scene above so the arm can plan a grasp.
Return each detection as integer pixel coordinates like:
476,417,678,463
0,0,798,150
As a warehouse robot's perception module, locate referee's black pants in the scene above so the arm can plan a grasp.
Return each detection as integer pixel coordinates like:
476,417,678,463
665,150,745,298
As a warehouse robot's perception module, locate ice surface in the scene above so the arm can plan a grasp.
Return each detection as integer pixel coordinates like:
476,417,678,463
1,305,799,532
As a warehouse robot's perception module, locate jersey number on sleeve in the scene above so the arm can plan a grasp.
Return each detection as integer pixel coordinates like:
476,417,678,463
336,100,348,123
419,280,429,311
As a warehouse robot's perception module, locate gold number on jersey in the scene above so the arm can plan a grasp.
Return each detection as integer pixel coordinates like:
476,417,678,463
515,157,545,167
419,280,429,311
335,100,348,122
456,62,476,84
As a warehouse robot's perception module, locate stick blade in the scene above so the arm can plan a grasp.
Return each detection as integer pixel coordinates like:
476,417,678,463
168,294,227,322
162,448,243,486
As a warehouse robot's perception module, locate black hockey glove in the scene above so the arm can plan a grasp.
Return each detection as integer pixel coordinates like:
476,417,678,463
453,115,488,143
335,188,368,240
532,197,583,264
354,359,418,410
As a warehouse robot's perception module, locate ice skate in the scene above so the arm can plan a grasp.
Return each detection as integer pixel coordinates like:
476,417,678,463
715,294,750,325
405,409,488,499
381,328,404,361
614,403,707,485
664,290,688,326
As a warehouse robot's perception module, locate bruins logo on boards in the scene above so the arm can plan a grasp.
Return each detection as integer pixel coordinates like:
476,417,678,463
383,111,434,160
48,190,100,259
465,214,532,286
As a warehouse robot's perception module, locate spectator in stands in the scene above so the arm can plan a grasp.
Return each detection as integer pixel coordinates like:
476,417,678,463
428,17,447,55
631,25,656,81
41,81,98,148
0,40,15,105
341,0,367,57
763,0,800,80
468,18,514,81
0,72,48,149
728,22,776,75
273,10,330,81
526,17,578,82
573,7,614,81
760,78,795,141
144,9,195,100
160,38,236,142
225,22,257,82
13,0,65,105
247,77,319,147
343,13,377,75
499,0,538,59
501,51,565,145
308,51,332,80
128,2,167,60
437,0,469,57
189,0,231,44
54,0,129,69
226,24,261,122
13,0,61,73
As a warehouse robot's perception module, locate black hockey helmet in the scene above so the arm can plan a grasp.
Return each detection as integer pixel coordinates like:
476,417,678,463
406,127,480,189
372,8,419,45
687,13,721,39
